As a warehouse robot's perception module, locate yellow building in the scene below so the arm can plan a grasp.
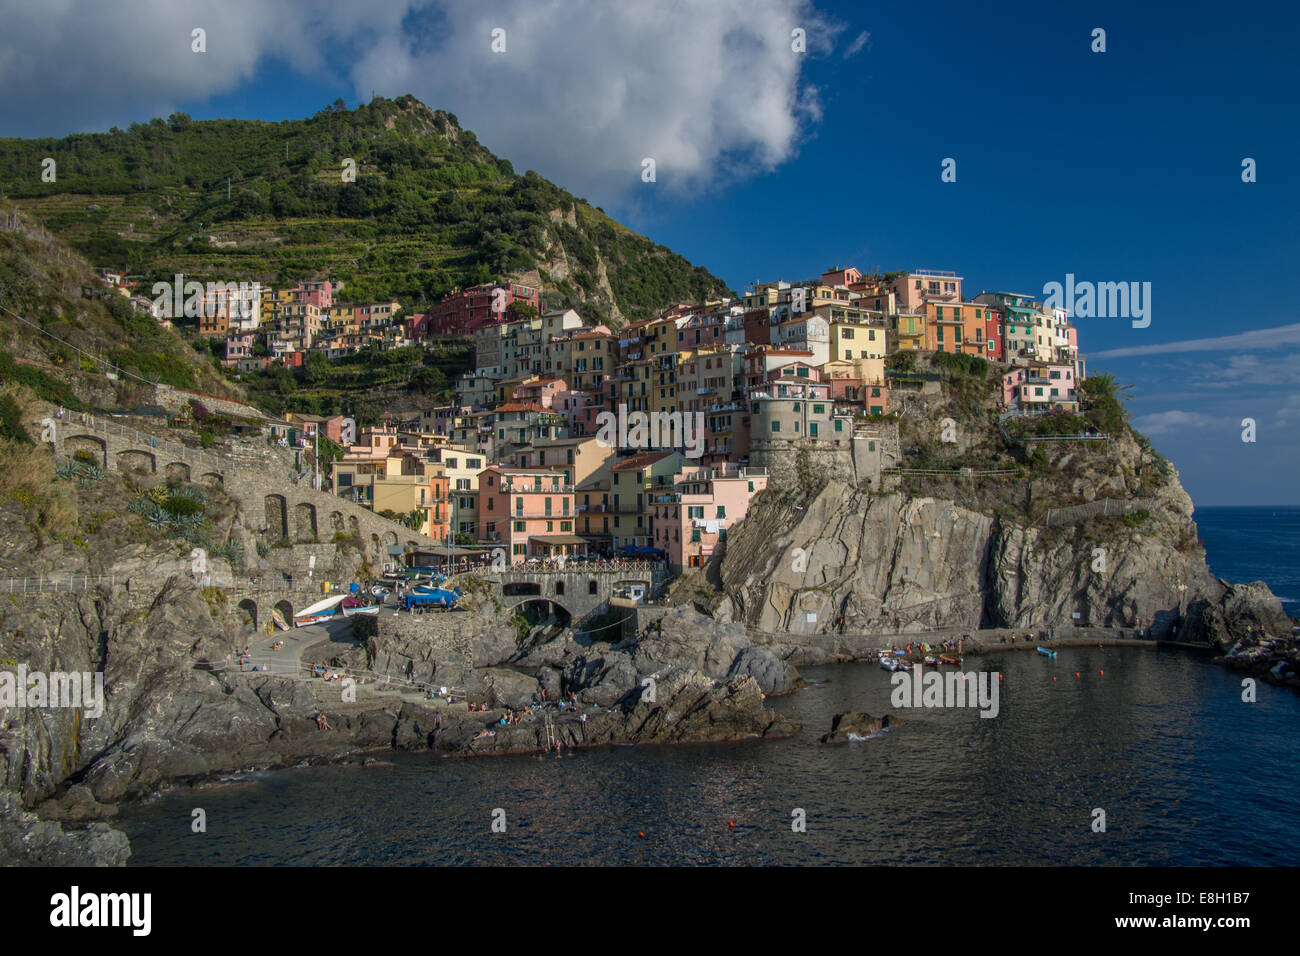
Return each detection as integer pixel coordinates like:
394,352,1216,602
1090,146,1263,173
888,312,926,351
828,320,888,362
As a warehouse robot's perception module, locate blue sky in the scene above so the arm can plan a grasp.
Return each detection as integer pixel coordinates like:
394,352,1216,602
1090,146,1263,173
2,0,1297,505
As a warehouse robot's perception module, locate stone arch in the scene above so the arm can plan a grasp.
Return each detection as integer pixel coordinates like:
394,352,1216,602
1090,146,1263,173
348,515,360,538
384,530,398,548
63,434,107,467
370,533,381,559
265,494,288,540
117,448,156,473
508,597,573,629
164,461,191,483
236,598,258,629
330,511,345,534
293,501,317,542
272,599,294,630
199,471,224,489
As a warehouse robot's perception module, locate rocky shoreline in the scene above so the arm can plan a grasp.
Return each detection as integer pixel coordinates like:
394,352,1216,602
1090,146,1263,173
3,563,1294,868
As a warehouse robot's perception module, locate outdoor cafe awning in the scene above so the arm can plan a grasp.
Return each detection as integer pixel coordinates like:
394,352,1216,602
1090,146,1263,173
530,535,588,546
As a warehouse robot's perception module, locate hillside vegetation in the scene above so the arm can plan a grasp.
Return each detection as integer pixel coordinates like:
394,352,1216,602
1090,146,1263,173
0,203,240,405
0,96,732,326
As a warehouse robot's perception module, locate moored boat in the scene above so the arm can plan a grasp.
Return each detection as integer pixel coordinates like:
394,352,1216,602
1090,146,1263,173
341,596,380,618
939,654,963,666
1036,646,1057,658
294,594,347,627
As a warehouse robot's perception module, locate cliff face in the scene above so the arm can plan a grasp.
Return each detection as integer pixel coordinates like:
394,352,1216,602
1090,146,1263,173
718,454,1277,642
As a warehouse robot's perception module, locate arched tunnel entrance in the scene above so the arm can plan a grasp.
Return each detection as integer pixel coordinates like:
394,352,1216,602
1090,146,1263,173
508,598,572,647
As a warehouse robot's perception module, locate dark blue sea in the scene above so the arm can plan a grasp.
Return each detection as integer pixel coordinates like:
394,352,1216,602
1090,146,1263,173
1195,506,1300,615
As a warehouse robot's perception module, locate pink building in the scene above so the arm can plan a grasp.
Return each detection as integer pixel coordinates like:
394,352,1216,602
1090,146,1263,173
513,376,566,409
1002,363,1079,411
556,389,602,436
650,465,770,570
888,269,963,313
293,281,333,309
476,466,579,562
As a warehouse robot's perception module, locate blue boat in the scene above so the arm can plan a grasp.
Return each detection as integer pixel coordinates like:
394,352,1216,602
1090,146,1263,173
402,586,461,613
1036,646,1057,658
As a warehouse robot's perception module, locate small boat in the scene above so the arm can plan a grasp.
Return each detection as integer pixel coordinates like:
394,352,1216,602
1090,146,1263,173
939,654,963,666
294,594,347,627
341,596,380,618
1036,646,1057,658
923,655,940,667
879,657,909,672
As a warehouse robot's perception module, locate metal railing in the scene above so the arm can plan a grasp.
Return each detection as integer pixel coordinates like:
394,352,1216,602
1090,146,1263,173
1043,498,1153,528
464,559,662,576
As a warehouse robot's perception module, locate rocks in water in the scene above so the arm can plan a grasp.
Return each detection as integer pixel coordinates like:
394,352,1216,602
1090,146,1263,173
1201,581,1292,647
457,670,799,756
35,785,118,822
820,711,899,744
631,604,801,695
0,792,129,866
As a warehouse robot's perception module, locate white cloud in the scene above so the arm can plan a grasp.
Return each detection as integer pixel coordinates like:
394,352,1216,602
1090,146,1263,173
1130,409,1227,437
0,0,837,204
843,31,870,58
1088,323,1300,359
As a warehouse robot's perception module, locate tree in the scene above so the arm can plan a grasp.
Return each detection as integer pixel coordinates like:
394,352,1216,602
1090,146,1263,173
505,301,538,321
1080,373,1130,435
0,395,30,443
408,366,447,394
303,351,330,386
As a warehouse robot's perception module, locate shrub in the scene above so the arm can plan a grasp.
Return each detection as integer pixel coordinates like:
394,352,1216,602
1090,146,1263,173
0,394,29,443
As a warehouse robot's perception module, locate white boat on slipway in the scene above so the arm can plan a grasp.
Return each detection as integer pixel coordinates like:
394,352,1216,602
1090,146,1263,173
294,594,347,627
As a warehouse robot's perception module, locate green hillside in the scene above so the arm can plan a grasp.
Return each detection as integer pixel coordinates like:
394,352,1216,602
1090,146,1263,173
0,95,732,326
0,203,241,407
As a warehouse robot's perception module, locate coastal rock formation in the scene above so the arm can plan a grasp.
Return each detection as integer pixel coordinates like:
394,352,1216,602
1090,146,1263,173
820,711,899,744
449,669,797,756
0,792,129,866
719,472,1287,648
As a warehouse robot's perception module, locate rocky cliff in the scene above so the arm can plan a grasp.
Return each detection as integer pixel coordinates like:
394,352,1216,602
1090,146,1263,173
715,391,1289,647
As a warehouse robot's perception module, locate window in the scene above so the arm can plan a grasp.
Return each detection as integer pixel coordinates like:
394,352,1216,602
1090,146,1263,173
813,404,825,415
716,505,726,518
834,419,843,432
691,529,701,542
513,521,525,532
771,420,780,433
810,423,818,437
